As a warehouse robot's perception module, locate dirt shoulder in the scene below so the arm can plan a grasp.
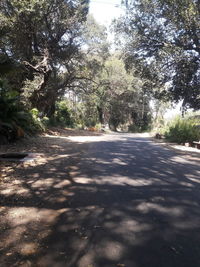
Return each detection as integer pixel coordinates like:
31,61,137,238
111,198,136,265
0,127,103,184
0,128,103,266
150,136,200,162
0,127,102,154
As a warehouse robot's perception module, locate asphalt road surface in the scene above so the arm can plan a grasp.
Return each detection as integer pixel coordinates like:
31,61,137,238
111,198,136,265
1,133,200,267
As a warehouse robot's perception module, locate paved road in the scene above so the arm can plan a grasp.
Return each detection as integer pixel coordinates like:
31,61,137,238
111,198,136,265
1,133,200,267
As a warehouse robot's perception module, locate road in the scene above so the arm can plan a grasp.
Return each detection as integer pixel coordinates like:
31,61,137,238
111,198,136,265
1,133,200,267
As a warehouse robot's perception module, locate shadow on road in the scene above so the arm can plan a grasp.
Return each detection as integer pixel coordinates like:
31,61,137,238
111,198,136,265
0,134,200,267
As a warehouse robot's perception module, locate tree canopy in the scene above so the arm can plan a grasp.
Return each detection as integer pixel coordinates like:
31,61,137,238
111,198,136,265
0,0,199,142
115,0,200,110
0,0,89,114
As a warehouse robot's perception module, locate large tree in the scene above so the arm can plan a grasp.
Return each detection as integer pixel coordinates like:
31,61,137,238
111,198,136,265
115,0,200,110
0,0,89,115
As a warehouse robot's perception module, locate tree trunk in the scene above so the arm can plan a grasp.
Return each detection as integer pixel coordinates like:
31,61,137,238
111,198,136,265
97,106,104,124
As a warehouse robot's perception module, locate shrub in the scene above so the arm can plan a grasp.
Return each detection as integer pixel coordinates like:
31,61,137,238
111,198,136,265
0,94,46,143
164,116,200,143
52,101,74,127
128,124,140,133
128,123,151,133
41,116,50,127
95,123,102,131
29,108,46,132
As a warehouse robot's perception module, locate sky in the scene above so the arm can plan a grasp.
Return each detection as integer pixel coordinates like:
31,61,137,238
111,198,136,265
89,0,124,26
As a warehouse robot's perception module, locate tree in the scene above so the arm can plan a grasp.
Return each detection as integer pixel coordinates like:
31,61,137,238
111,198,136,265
115,0,200,110
68,14,153,131
76,53,152,131
64,15,111,127
0,0,89,115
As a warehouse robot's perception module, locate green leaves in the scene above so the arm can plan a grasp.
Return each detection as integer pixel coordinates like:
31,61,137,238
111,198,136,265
0,0,90,118
164,116,200,143
117,0,200,110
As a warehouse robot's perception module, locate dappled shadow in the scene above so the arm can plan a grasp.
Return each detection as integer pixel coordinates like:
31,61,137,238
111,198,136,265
0,133,200,267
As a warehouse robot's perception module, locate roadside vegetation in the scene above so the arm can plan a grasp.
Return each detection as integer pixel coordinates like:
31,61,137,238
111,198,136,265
0,0,199,144
164,115,200,144
152,107,200,144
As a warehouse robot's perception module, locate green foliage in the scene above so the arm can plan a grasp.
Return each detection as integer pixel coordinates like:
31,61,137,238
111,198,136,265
69,51,153,131
0,0,89,115
50,101,74,127
83,15,110,59
164,116,200,143
94,123,102,131
128,115,152,133
29,108,46,132
30,108,39,117
128,124,141,133
1,3,157,137
116,0,200,110
0,89,46,143
41,116,50,127
0,0,92,141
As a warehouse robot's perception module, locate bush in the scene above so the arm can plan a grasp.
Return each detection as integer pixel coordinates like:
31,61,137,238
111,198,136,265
95,123,102,131
51,101,74,127
29,108,46,132
128,123,151,133
41,116,50,127
0,93,46,143
128,124,140,133
164,116,200,143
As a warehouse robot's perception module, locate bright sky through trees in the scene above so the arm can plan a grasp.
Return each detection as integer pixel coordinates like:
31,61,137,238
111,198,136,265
89,0,123,25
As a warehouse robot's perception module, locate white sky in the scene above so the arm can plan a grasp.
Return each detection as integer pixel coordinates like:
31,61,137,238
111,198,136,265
164,101,183,120
89,0,124,25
